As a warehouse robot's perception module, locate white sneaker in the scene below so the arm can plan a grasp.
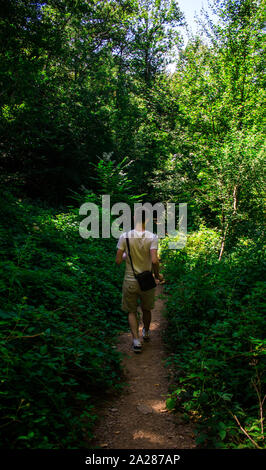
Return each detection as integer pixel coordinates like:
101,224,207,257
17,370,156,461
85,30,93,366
132,339,142,353
142,328,150,341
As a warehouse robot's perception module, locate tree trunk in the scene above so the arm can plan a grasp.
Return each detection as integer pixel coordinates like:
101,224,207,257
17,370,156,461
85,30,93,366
218,185,238,261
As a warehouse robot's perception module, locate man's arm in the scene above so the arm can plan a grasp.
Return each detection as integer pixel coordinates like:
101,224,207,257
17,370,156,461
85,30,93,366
150,249,163,281
115,249,126,265
116,234,127,265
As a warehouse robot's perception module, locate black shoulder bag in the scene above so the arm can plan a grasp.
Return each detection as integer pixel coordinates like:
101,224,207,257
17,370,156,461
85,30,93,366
126,234,156,292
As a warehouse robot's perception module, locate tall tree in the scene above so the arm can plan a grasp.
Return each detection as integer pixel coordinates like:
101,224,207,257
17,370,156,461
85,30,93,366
127,0,184,85
146,0,265,253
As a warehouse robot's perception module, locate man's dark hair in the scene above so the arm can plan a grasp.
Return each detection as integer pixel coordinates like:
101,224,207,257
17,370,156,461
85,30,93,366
134,206,151,225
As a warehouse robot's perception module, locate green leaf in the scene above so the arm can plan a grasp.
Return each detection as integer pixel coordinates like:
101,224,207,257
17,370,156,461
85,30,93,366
166,398,176,410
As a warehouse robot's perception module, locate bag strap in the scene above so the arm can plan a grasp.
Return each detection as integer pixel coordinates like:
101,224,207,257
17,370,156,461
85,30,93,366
126,232,137,279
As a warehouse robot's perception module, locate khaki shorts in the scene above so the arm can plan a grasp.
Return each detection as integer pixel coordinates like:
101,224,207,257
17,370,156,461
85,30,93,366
122,279,155,313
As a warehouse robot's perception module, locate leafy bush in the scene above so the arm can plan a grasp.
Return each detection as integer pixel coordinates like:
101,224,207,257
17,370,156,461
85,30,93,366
161,227,265,448
0,190,127,448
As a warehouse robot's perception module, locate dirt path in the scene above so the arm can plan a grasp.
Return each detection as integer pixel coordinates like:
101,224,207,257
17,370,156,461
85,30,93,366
90,285,196,449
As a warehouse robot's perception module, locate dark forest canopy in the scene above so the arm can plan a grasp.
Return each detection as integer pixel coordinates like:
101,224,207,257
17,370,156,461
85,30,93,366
1,0,264,250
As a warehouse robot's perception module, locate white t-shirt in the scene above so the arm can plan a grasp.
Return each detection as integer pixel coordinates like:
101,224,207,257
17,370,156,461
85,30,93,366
117,229,158,281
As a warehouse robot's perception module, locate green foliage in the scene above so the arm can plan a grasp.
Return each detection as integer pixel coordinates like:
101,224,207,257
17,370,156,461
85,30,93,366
0,190,127,448
161,228,265,448
89,155,146,206
0,0,264,451
0,0,183,202
147,0,265,239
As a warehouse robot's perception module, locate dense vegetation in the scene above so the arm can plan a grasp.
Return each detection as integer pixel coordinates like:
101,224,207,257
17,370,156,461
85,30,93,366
0,189,128,447
0,0,265,449
160,229,265,448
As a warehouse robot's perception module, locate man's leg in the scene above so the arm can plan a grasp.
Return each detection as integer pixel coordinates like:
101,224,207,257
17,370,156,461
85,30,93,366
142,308,151,332
122,280,139,342
141,288,155,340
128,311,139,340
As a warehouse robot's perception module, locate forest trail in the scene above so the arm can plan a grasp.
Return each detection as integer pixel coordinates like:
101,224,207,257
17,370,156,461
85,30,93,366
90,285,196,449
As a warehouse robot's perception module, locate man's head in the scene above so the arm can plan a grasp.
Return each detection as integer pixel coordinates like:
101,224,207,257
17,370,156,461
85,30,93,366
134,206,151,229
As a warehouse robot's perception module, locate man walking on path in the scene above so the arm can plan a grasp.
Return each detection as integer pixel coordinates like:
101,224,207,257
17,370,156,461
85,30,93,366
115,208,164,353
